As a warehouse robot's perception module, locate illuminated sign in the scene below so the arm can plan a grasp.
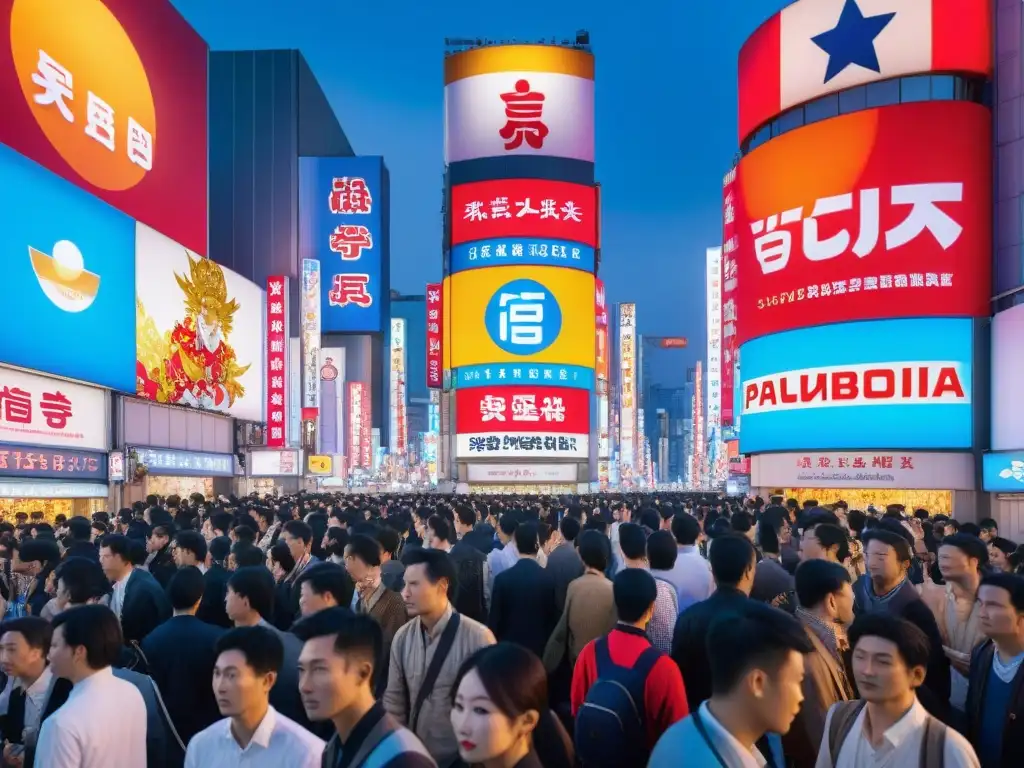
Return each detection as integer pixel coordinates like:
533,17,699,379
426,283,443,389
457,432,588,459
619,302,636,471
1,0,209,253
754,451,974,491
0,367,108,451
595,278,607,327
454,364,593,390
992,304,1024,452
706,247,722,434
347,382,372,470
0,442,106,481
722,166,738,427
984,452,1024,493
308,454,332,475
266,276,288,448
456,385,589,435
249,450,300,477
466,463,578,483
735,102,991,344
301,260,321,413
450,238,595,274
444,45,594,164
390,319,407,454
133,447,234,477
739,318,973,453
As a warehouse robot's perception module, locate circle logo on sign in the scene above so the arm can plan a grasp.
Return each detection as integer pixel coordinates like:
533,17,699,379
11,0,157,191
484,279,562,355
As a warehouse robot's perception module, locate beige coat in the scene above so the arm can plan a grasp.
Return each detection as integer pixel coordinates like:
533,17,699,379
543,570,617,672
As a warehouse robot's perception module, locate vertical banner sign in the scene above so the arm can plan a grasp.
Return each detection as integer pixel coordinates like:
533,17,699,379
301,260,321,416
426,283,443,389
266,276,289,448
390,319,407,454
348,382,365,469
619,303,636,472
721,168,738,427
595,278,610,458
694,361,704,487
706,248,722,435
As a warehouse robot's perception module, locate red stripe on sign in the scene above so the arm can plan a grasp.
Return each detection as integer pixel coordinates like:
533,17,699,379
738,12,782,144
931,0,993,77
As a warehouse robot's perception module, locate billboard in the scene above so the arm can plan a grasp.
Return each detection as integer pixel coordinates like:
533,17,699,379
754,451,974,491
457,432,588,459
450,179,598,248
739,318,973,453
992,304,1024,451
619,303,636,471
444,45,595,165
0,144,135,391
299,156,386,333
450,238,595,274
595,279,608,328
0,367,108,451
984,452,1024,493
347,382,372,469
300,260,321,413
706,247,722,434
0,443,106,481
448,265,596,371
426,283,443,389
737,0,992,141
135,223,265,421
735,101,991,345
722,167,738,427
265,276,289,448
456,385,589,434
390,319,407,453
0,0,208,253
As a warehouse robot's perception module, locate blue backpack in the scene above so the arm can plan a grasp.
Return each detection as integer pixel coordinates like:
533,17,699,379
574,637,662,768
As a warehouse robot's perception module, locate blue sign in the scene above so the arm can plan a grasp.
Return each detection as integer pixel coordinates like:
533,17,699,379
738,318,973,454
0,146,136,391
455,363,594,390
134,447,235,477
299,157,387,333
0,443,107,481
450,238,596,275
484,279,562,355
983,452,1024,493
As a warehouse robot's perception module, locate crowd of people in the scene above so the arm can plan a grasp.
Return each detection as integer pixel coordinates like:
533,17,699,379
0,492,1020,767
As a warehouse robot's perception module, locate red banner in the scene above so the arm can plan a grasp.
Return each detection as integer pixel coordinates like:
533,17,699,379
347,382,372,469
721,166,738,427
451,179,598,247
734,101,991,345
595,278,607,328
266,276,288,448
659,338,688,349
426,282,443,389
456,385,590,435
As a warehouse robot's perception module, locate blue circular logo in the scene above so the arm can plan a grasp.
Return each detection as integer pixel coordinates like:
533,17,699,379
484,279,562,355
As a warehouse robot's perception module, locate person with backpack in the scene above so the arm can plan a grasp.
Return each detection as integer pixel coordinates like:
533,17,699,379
570,568,688,767
816,612,980,767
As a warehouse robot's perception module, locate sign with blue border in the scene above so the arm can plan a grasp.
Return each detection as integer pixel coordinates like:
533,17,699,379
455,363,594,390
450,237,595,274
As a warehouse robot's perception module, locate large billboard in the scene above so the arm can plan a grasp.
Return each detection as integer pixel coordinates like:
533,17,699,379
444,45,594,165
992,304,1024,452
619,303,636,471
299,156,386,334
456,385,589,435
739,318,973,453
0,367,108,451
0,145,136,391
735,101,991,345
300,260,321,414
721,167,738,427
738,0,992,141
457,432,588,460
706,247,722,434
0,0,209,253
135,223,265,422
450,179,598,247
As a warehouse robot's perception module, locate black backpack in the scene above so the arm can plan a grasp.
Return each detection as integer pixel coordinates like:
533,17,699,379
574,637,661,767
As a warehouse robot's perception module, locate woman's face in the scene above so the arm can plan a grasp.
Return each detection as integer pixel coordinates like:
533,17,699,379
451,669,536,764
989,545,1011,573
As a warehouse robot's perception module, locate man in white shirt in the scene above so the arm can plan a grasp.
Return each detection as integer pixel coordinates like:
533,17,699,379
35,605,148,768
185,626,324,768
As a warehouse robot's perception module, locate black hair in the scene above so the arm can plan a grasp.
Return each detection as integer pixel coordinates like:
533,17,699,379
54,556,108,604
167,566,205,611
282,520,313,546
939,533,989,569
848,612,931,671
731,510,754,534
801,508,840,530
959,522,982,538
613,568,658,624
51,605,122,670
455,506,476,528
427,515,453,544
671,513,700,546
638,510,661,534
979,518,998,532
174,530,208,562
647,530,678,571
215,626,284,676
708,601,813,695
210,512,233,535
709,534,757,587
296,563,355,608
980,572,1024,612
811,524,851,563
795,559,851,608
618,523,647,561
233,525,257,545
227,566,276,620
451,642,547,718
209,535,231,563
498,513,519,537
559,516,581,542
402,547,457,589
861,528,913,564
347,534,383,568
269,541,295,573
991,537,1017,558
66,516,92,542
513,522,539,556
576,530,608,572
0,616,53,654
376,527,400,558
98,533,133,562
292,609,382,688
231,543,265,569
17,538,61,568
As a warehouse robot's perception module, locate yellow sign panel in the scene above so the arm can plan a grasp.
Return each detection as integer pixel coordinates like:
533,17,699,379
307,455,332,475
449,266,596,370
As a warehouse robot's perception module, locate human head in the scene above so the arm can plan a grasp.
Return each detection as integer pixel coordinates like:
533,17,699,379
427,515,454,550
173,530,208,568
213,626,284,718
294,609,381,720
799,524,850,564
861,529,913,589
513,522,539,557
451,643,546,765
989,537,1017,573
225,567,276,625
647,530,678,571
576,530,608,572
709,534,758,595
401,548,456,618
613,568,657,628
937,533,988,583
559,516,581,544
0,617,52,679
229,542,265,570
849,612,930,704
343,533,382,587
268,540,296,581
617,523,647,564
281,520,313,562
497,513,518,545
66,516,92,543
13,538,60,577
48,605,122,683
794,560,854,626
978,518,998,543
297,563,354,617
977,572,1024,645
98,534,134,582
671,513,701,546
167,566,206,613
53,556,108,609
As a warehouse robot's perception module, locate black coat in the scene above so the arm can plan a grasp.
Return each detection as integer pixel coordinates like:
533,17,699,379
147,547,177,590
63,540,99,562
449,540,488,623
463,524,496,555
141,615,226,755
0,673,71,768
488,558,559,658
120,568,173,645
197,564,232,629
966,639,1024,768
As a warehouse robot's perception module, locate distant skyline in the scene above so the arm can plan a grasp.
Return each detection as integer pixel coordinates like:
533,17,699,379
173,0,788,386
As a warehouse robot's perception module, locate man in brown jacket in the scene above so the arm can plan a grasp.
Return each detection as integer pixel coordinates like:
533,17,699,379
785,559,856,767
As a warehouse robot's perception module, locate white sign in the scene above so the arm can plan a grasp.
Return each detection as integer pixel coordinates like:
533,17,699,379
992,303,1024,451
249,449,302,477
751,451,975,491
0,367,107,451
706,247,722,432
108,451,124,482
619,303,636,470
390,318,407,453
457,432,588,459
0,481,108,499
301,259,321,412
466,464,578,483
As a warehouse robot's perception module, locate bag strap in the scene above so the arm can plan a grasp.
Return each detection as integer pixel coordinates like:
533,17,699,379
410,612,461,733
828,700,867,766
594,636,613,676
919,716,947,768
148,676,187,755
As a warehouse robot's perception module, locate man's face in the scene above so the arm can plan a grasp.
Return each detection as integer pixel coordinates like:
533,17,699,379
832,582,856,626
343,547,371,585
750,649,806,735
865,540,902,584
147,533,168,554
853,635,924,703
212,649,273,717
224,586,248,623
281,531,305,562
937,544,974,582
299,581,336,617
99,547,127,582
979,584,1024,639
989,545,1011,573
299,635,363,721
47,625,76,680
172,544,196,568
981,527,997,543
402,563,441,618
0,630,42,679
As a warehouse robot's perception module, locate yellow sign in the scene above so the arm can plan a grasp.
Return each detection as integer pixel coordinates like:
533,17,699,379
448,266,596,370
307,455,332,475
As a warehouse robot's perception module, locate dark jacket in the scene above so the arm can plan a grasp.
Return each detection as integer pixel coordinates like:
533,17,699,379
449,540,487,623
462,524,496,555
113,667,171,768
0,673,72,768
62,540,99,562
966,639,1024,768
140,615,226,756
320,703,435,768
671,586,749,711
545,542,585,614
488,558,559,659
197,564,232,629
121,568,173,645
146,546,177,590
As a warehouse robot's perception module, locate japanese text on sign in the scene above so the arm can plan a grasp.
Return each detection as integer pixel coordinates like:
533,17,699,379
467,434,578,453
795,454,916,470
266,276,288,447
479,394,566,423
0,443,106,480
0,386,75,431
463,196,582,223
135,448,233,475
426,283,443,389
499,79,548,150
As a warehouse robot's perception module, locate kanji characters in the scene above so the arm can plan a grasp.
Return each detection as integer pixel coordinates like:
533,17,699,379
0,387,31,424
751,207,803,274
540,396,566,422
499,79,548,150
85,92,115,152
329,225,373,260
127,117,153,171
328,274,373,308
464,201,488,221
887,183,964,250
511,395,539,422
561,201,582,222
329,177,374,214
490,197,511,219
40,391,73,430
32,50,74,123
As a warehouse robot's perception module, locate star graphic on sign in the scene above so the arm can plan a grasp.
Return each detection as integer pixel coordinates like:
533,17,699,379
811,0,897,84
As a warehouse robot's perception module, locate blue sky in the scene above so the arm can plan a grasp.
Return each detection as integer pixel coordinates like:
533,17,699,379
173,0,788,386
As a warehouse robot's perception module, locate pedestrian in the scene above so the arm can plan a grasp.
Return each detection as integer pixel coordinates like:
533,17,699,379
99,533,172,645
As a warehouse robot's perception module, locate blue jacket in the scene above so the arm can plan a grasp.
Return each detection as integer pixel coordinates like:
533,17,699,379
649,709,784,768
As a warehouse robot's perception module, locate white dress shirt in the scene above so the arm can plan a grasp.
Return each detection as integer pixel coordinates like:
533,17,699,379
110,569,132,620
0,666,53,741
699,701,767,768
817,698,980,768
35,666,147,768
184,706,325,768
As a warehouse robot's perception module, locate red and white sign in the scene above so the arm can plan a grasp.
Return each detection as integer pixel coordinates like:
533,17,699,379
738,0,992,142
266,276,288,448
451,179,598,247
347,382,372,470
721,167,738,427
0,367,107,451
466,463,578,483
456,386,589,435
735,102,991,345
426,282,443,389
457,432,588,459
595,278,607,328
751,451,975,491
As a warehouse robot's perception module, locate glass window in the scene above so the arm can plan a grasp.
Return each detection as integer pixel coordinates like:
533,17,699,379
770,119,783,138
901,75,931,102
931,75,954,100
804,94,839,124
866,79,900,107
776,107,804,135
838,86,866,113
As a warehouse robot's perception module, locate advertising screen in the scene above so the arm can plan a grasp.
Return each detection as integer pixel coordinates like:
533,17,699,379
0,0,208,253
456,385,589,435
992,303,1024,452
722,167,738,426
0,442,106,481
619,303,636,471
738,0,992,142
735,101,991,344
739,318,973,453
0,367,108,451
135,223,265,422
426,283,443,389
444,45,594,165
451,179,598,247
984,452,1024,493
266,276,288,448
299,156,386,334
755,451,974,491
457,432,588,460
0,145,136,391
450,238,595,275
